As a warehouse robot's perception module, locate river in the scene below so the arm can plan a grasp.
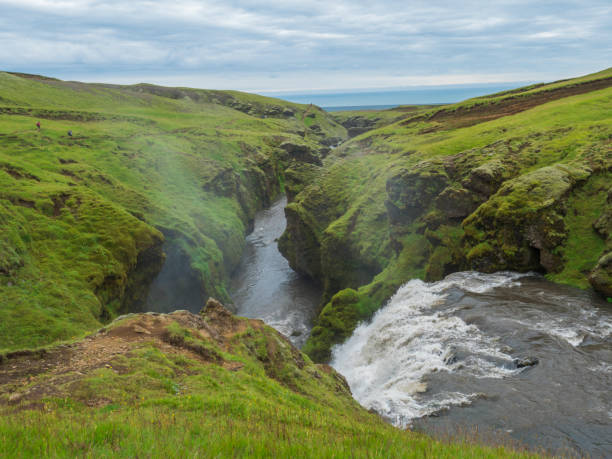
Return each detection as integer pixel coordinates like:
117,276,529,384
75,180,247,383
230,197,612,457
229,196,322,348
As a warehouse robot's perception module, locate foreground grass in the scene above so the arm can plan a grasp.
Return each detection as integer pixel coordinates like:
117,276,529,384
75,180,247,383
0,406,536,458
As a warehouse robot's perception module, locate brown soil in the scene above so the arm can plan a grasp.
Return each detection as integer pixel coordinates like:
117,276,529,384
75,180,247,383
7,72,61,82
0,301,256,409
10,198,35,209
0,164,40,181
400,77,612,132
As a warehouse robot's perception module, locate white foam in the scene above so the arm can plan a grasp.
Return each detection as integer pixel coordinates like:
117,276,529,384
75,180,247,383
511,304,612,347
590,363,612,374
331,272,523,426
426,270,528,295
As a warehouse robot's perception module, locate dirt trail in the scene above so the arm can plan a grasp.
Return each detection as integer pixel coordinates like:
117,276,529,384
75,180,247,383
0,301,256,408
400,76,612,131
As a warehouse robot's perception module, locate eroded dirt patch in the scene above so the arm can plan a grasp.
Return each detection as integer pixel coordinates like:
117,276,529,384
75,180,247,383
0,303,257,409
401,77,612,131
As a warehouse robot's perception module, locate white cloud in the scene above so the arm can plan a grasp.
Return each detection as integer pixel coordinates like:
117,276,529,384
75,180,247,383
0,0,609,90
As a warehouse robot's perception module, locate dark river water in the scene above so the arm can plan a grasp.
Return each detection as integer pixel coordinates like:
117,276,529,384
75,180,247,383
229,196,322,348
230,197,612,457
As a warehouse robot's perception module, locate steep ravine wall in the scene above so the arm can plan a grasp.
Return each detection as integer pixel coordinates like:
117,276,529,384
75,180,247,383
143,150,285,314
0,71,347,350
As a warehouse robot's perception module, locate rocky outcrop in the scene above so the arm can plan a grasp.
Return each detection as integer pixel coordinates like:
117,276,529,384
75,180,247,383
434,186,482,220
343,118,379,138
278,203,323,280
463,165,590,273
589,252,612,297
320,226,382,301
0,301,354,410
462,159,512,198
334,114,389,138
303,289,363,362
385,161,449,225
280,141,324,166
593,187,612,239
590,187,612,296
283,163,321,203
202,157,280,225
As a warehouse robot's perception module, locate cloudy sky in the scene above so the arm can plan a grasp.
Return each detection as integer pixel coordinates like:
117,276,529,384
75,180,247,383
0,0,610,92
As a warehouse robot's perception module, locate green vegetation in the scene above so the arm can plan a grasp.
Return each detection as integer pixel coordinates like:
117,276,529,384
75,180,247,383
0,69,608,457
279,68,612,361
0,306,537,457
0,71,346,351
330,105,433,137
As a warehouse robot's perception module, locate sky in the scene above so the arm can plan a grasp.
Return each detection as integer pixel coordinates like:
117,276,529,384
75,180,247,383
0,0,610,93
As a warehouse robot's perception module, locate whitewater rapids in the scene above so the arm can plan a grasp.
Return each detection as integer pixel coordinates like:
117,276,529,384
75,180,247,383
330,271,612,456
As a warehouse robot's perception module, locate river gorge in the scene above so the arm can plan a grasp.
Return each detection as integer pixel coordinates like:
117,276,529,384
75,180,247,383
231,196,612,458
1,67,611,457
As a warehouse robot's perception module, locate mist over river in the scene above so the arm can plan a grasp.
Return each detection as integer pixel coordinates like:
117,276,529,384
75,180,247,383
230,198,612,457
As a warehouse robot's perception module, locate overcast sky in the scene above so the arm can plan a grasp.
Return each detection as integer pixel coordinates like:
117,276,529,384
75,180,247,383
0,0,610,92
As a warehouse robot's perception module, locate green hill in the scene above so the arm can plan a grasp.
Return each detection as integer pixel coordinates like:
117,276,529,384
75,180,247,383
0,72,345,351
276,69,612,361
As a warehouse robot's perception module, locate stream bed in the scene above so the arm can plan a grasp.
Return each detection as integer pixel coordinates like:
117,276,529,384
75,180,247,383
230,197,612,457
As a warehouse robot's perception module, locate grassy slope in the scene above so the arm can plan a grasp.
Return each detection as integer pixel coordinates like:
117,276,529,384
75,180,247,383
0,304,536,458
0,72,346,351
278,69,612,361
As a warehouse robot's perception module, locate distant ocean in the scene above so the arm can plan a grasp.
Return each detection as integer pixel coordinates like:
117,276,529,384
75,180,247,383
269,83,529,111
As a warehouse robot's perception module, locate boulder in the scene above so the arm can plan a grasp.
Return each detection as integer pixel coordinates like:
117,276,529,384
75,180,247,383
514,356,539,368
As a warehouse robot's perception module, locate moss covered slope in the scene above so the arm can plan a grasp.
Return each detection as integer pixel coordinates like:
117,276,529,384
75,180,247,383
0,72,346,351
278,68,612,362
0,300,535,458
